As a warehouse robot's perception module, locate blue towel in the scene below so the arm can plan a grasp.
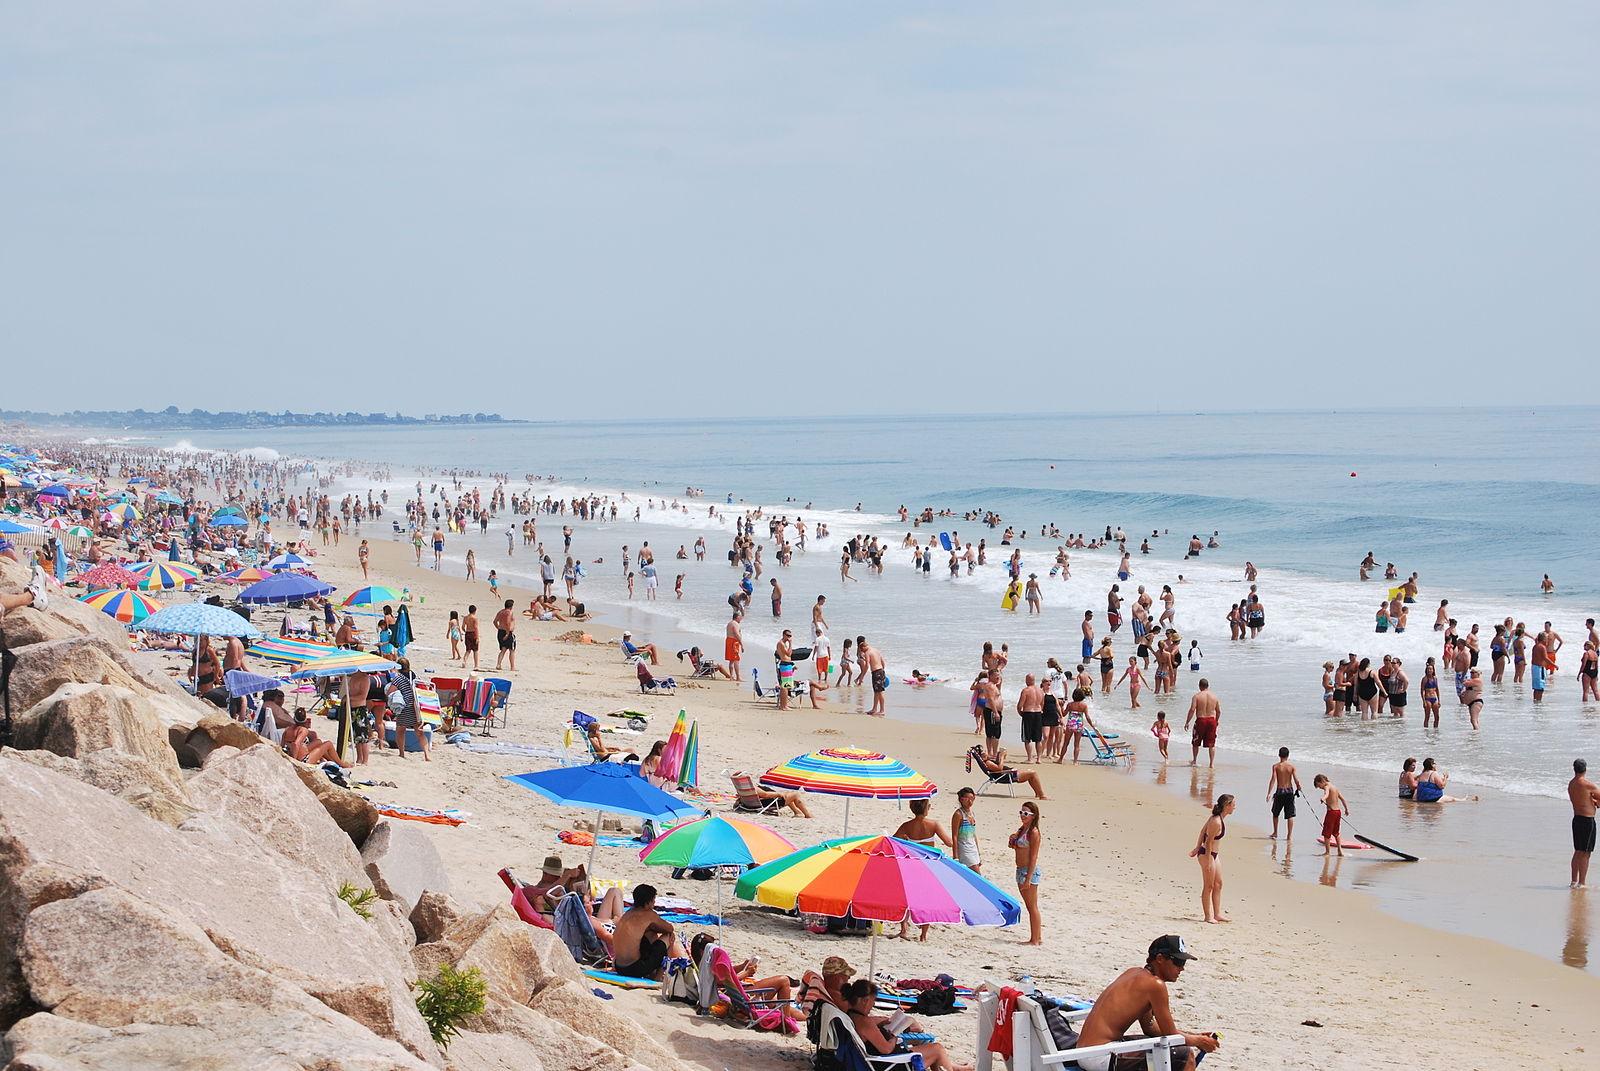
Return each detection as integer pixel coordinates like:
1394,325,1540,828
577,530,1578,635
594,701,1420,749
660,912,723,926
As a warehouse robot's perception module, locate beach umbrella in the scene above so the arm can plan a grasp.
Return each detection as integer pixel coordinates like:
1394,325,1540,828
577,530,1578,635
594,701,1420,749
128,560,200,590
734,834,1021,976
126,476,151,484
394,604,414,655
761,747,937,834
237,572,336,605
342,585,403,607
78,589,163,625
153,490,184,506
103,503,141,524
639,815,796,936
678,720,699,791
209,514,248,528
37,483,73,498
219,566,274,585
77,563,140,589
504,763,703,878
60,525,94,540
225,669,286,698
657,710,690,785
0,519,38,535
287,649,398,679
266,552,310,572
136,601,263,684
245,635,337,665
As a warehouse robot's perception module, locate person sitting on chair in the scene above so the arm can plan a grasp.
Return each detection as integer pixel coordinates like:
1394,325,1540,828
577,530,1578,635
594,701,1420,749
844,979,970,1071
734,775,815,818
622,631,660,664
967,746,1050,800
586,722,638,763
1071,935,1218,1071
689,932,804,1014
282,711,348,767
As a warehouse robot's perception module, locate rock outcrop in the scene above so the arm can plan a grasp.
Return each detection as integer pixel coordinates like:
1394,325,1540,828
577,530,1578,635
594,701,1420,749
363,818,453,917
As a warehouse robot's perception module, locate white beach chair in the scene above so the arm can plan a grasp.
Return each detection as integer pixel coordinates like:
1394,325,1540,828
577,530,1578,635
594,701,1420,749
975,991,1186,1071
815,1002,924,1071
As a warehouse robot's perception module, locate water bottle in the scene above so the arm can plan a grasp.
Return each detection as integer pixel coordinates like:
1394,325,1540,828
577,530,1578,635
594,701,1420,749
1017,973,1035,993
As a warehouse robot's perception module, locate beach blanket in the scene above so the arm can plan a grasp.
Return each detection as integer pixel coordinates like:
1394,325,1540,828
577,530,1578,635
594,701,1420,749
557,830,645,849
660,912,723,926
373,804,468,827
456,740,568,760
585,969,657,990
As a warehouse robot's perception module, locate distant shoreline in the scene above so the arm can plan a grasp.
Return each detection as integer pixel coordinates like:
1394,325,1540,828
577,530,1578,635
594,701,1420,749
0,410,515,430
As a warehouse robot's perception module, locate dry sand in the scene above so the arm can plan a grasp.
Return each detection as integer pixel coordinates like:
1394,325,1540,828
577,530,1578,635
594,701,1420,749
230,533,1599,1070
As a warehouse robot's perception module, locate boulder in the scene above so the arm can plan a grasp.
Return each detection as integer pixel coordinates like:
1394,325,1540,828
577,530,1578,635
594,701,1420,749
4,637,204,727
291,760,382,846
527,978,683,1069
180,715,263,767
443,1028,548,1071
0,755,438,1061
0,578,128,652
10,684,184,791
410,890,465,945
466,998,636,1071
187,744,365,889
362,819,452,917
411,905,583,1004
0,748,194,828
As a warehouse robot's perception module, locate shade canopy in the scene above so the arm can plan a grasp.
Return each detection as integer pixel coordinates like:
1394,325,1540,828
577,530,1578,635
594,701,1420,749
638,815,795,870
238,572,336,605
504,763,702,824
77,563,140,589
342,585,403,607
246,636,337,665
287,650,398,679
78,589,162,624
266,552,311,571
128,561,201,590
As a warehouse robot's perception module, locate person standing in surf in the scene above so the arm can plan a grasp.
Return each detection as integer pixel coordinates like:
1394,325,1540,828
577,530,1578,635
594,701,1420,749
1570,759,1600,889
1183,679,1221,768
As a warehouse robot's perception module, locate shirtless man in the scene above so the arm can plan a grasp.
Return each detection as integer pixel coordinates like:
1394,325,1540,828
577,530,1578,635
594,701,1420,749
812,594,828,635
1434,599,1450,631
1017,674,1045,764
461,605,480,670
610,884,679,980
972,672,1003,757
493,599,517,671
864,640,888,716
1071,936,1217,1071
1182,680,1221,768
1081,610,1096,661
1570,759,1600,889
1531,633,1550,703
1268,747,1303,840
775,630,795,711
725,610,744,682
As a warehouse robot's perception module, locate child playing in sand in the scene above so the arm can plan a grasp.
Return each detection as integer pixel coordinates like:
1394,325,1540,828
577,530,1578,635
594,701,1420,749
1314,774,1351,857
1151,712,1171,759
1116,657,1146,709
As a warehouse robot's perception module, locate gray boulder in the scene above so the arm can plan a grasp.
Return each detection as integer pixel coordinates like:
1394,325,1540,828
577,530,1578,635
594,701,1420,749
10,684,184,791
362,819,452,917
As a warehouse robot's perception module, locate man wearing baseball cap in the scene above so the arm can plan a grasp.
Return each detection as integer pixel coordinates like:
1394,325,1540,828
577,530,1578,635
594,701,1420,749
1070,935,1218,1070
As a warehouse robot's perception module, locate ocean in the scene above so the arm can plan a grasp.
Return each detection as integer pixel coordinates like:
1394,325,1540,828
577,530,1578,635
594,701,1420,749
70,407,1600,970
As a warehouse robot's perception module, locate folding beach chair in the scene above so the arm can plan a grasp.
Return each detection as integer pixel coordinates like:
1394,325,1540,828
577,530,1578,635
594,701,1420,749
729,771,782,815
815,1003,924,1071
695,943,801,1034
429,675,464,720
974,991,1184,1071
636,660,676,695
456,678,497,737
553,886,610,967
484,676,512,730
1085,730,1134,766
965,746,1017,798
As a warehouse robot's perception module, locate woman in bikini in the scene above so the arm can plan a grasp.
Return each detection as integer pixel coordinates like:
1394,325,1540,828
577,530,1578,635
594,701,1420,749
1420,658,1441,728
1009,802,1043,945
1321,661,1338,717
1189,794,1235,924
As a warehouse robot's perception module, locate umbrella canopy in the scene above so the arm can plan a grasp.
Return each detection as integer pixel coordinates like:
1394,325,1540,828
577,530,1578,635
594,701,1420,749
225,669,287,698
658,710,689,785
678,720,699,791
218,566,274,585
287,649,398,679
760,747,936,799
136,602,262,639
505,762,704,878
639,815,795,870
37,483,73,498
102,503,142,523
128,560,201,590
266,552,310,572
342,585,404,607
79,589,163,624
0,519,39,534
246,635,337,665
211,504,244,517
77,563,140,589
60,525,94,539
238,572,336,605
153,490,185,506
209,514,248,528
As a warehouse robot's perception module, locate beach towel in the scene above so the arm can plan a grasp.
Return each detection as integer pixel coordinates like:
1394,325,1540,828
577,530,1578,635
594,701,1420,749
373,804,467,826
453,739,565,760
585,968,657,989
556,830,647,849
660,912,723,926
553,890,607,963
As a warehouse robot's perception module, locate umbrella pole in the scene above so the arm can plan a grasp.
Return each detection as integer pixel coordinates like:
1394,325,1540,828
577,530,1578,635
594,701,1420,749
867,928,878,980
843,797,851,837
715,879,723,943
587,808,602,883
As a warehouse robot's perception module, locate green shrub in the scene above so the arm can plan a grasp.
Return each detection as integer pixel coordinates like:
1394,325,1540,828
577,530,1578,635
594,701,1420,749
336,881,379,921
415,963,487,1051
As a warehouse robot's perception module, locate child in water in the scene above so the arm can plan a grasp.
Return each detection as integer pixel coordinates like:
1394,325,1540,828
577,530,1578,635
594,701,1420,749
1150,711,1171,759
1314,774,1351,857
1116,657,1146,709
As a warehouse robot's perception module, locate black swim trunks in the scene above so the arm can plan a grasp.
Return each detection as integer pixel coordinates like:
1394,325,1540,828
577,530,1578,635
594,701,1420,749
1020,711,1043,744
871,668,888,694
1272,788,1296,820
984,712,1003,740
615,936,668,979
1575,815,1598,854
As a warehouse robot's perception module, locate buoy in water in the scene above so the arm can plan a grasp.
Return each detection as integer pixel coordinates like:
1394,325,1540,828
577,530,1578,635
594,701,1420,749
1349,471,1358,477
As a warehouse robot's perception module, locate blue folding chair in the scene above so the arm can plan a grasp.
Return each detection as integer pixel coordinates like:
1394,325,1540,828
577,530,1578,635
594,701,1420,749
484,676,512,731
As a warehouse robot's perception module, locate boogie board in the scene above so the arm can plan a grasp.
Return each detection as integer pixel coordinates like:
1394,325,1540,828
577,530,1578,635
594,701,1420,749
939,532,953,552
1001,586,1020,611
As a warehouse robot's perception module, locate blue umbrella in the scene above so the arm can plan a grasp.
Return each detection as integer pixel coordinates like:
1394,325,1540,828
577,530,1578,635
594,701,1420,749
393,603,414,655
237,572,336,605
0,519,37,534
209,514,248,528
266,552,310,572
505,762,704,877
154,490,184,506
37,483,72,498
137,602,262,639
225,669,286,697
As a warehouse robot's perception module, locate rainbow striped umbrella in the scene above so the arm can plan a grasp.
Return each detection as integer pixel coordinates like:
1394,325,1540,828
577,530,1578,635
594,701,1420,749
342,585,404,607
761,746,936,833
640,814,796,936
102,503,141,524
287,649,398,679
219,566,274,585
128,560,200,590
734,834,1021,975
78,588,163,624
657,710,690,786
78,563,140,589
245,636,337,665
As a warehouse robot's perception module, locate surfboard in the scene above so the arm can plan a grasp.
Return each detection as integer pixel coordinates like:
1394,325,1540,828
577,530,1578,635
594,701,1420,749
939,532,952,552
1353,834,1419,861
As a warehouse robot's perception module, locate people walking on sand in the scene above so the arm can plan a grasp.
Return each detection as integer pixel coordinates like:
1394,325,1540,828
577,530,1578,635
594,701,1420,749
1189,794,1234,923
952,787,982,874
1315,774,1350,856
1010,801,1043,945
1183,679,1221,768
446,610,463,660
1269,748,1302,840
1570,759,1599,888
358,538,370,579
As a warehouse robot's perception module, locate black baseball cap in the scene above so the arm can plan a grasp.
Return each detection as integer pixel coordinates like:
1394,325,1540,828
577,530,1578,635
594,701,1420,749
1148,935,1196,963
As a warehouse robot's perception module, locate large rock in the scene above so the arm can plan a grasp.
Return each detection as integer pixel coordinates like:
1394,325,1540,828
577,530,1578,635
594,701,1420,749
0,755,438,1061
4,637,204,727
291,760,382,846
410,890,465,945
412,905,584,1004
527,978,683,1069
0,577,128,653
0,748,193,828
10,684,184,791
180,715,263,768
362,819,452,917
188,744,365,889
466,998,637,1071
443,1028,549,1071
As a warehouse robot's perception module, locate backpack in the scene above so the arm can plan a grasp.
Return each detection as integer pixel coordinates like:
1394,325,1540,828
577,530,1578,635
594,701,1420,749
913,984,959,1016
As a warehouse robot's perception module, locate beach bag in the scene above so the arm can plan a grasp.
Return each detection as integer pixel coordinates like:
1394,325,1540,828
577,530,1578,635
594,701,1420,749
659,957,698,1005
1041,1004,1080,1049
913,984,959,1016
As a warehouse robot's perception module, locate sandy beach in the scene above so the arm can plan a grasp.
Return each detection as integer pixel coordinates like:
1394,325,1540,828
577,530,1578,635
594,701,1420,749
264,530,1600,1070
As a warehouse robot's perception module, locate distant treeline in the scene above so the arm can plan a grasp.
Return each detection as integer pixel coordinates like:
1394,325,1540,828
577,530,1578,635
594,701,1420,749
1,408,508,428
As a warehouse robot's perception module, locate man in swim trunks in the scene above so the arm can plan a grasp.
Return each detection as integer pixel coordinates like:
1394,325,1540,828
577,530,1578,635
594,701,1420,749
1268,747,1302,840
1531,632,1551,702
864,640,887,716
1082,610,1095,660
1071,935,1217,1071
725,610,743,682
973,671,1003,758
1017,674,1044,764
611,884,679,980
1315,774,1350,856
1182,679,1220,768
1570,759,1600,889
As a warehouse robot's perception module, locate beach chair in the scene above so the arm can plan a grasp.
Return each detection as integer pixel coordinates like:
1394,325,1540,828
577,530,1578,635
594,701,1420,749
552,887,610,967
637,660,676,695
430,675,464,719
456,678,497,736
730,771,782,816
974,991,1183,1071
965,746,1017,798
484,676,512,730
1085,730,1134,766
497,867,556,932
695,943,801,1034
815,1003,924,1071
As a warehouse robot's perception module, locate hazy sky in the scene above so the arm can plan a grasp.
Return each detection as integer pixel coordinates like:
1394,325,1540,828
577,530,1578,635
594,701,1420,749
3,2,1596,418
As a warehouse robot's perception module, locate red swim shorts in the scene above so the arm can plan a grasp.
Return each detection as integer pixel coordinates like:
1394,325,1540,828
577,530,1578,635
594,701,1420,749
1322,809,1342,840
1191,717,1217,748
725,638,742,662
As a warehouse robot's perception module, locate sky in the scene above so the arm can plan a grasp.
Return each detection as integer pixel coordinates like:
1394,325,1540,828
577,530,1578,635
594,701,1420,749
3,2,1597,419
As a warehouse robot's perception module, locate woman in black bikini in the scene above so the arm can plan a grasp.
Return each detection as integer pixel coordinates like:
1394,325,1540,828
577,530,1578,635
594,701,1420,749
1355,657,1381,720
1189,794,1234,924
